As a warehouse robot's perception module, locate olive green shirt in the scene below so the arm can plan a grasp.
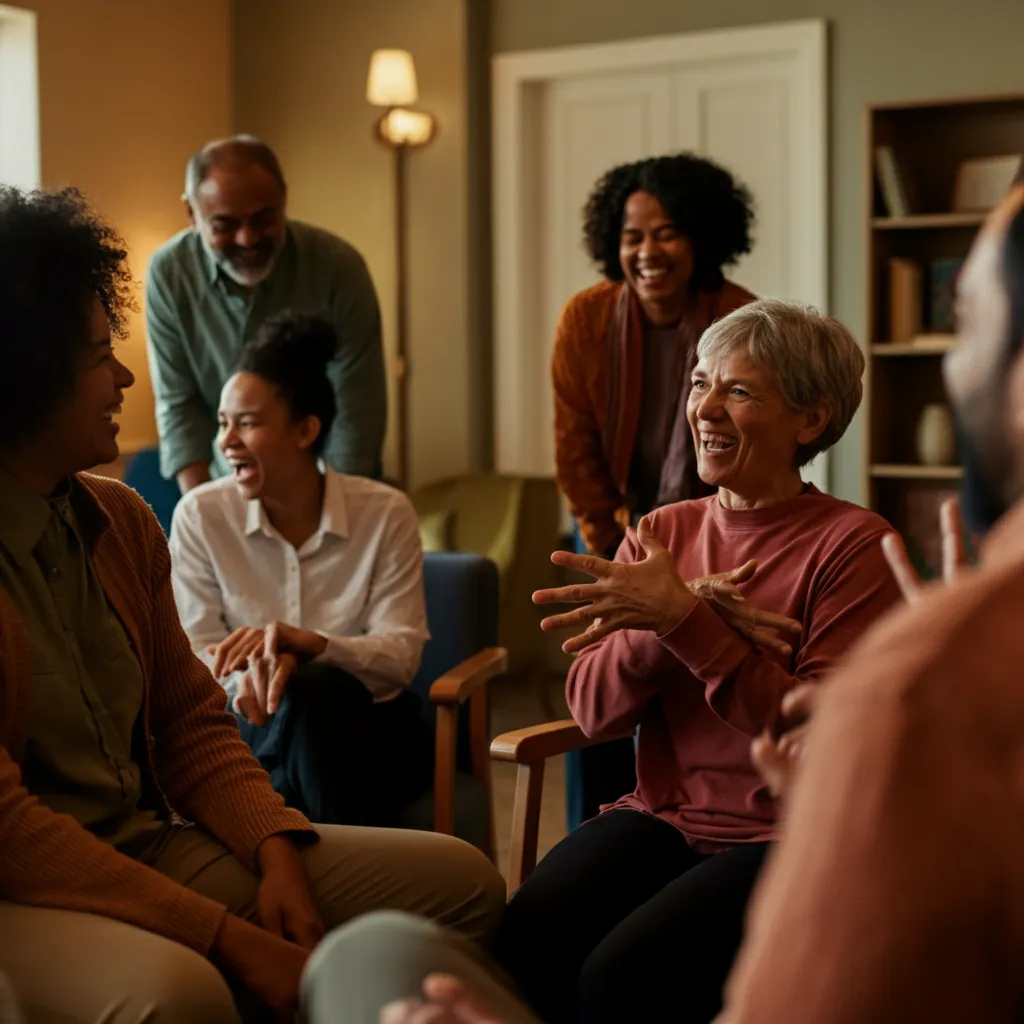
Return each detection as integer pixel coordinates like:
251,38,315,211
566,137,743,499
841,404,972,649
0,470,164,850
145,220,386,482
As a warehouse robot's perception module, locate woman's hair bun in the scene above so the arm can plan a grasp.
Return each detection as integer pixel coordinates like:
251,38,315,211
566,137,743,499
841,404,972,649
237,310,339,457
250,310,338,368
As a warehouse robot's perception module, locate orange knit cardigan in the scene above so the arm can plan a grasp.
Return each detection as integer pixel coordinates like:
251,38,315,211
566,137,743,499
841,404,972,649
552,279,755,554
0,474,315,954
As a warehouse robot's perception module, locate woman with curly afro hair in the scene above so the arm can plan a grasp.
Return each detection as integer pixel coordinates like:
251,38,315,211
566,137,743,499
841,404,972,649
0,187,503,1021
552,154,757,832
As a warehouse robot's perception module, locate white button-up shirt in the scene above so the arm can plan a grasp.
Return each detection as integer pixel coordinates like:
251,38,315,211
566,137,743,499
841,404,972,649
169,468,428,703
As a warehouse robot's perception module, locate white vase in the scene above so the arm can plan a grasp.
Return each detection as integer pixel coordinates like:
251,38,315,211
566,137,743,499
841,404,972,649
915,403,956,466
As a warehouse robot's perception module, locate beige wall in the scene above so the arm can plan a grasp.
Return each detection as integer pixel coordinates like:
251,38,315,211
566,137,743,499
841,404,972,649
25,0,232,454
493,0,1024,504
233,0,472,489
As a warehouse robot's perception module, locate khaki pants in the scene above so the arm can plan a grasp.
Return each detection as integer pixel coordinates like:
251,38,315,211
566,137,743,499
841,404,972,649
0,824,505,1024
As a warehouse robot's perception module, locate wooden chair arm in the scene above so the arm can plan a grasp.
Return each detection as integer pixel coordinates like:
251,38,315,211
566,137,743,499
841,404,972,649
490,719,599,764
429,647,508,706
431,646,505,863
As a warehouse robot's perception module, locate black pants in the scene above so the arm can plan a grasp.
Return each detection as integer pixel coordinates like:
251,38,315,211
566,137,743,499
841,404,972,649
235,663,434,826
494,809,770,1024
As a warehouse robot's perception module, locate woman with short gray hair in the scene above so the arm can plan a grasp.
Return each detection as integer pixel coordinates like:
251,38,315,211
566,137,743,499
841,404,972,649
497,298,903,1024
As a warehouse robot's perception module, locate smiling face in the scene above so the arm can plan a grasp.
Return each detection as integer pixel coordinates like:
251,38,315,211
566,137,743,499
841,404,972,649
687,345,828,505
619,190,695,325
218,371,320,501
189,162,286,288
37,296,135,476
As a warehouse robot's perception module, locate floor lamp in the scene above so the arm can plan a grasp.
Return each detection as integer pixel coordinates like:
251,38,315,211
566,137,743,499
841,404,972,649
367,49,436,491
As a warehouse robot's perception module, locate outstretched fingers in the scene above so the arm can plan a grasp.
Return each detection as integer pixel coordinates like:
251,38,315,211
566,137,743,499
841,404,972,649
940,498,966,585
881,531,922,603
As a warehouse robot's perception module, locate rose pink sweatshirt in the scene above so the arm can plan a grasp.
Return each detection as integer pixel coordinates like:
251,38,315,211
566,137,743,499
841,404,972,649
566,487,902,851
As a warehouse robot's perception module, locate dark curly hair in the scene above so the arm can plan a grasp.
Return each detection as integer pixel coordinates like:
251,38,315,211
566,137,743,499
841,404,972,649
238,311,339,456
0,186,135,452
582,153,755,290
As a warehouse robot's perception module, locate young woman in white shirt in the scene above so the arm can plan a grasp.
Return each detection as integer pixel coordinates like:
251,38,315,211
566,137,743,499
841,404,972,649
169,312,433,825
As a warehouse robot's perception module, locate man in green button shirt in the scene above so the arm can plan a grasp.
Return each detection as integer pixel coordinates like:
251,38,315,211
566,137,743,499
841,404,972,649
146,134,387,493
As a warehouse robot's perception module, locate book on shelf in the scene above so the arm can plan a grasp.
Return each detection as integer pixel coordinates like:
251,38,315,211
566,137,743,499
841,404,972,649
952,154,1023,212
875,145,912,217
907,333,957,349
928,258,964,332
888,257,922,344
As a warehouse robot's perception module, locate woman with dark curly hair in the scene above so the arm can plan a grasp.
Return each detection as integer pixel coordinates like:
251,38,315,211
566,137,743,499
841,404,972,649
557,154,757,830
556,152,756,556
0,187,504,1022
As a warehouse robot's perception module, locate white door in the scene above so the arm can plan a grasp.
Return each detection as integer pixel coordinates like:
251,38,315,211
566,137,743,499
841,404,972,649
494,20,828,488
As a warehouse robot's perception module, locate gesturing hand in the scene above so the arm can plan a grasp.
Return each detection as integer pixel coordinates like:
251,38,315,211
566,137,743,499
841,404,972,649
881,498,969,603
533,518,696,653
381,975,505,1024
232,660,269,726
256,835,325,951
211,913,310,1022
750,683,819,800
688,561,802,657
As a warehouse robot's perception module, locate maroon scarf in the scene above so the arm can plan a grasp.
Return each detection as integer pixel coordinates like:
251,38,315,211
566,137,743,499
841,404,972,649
602,285,721,510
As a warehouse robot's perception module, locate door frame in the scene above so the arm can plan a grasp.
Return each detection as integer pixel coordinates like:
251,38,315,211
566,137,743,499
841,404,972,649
492,19,828,483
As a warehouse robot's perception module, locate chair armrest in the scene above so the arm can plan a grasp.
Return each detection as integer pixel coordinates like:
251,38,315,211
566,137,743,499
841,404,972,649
429,647,508,706
491,719,601,764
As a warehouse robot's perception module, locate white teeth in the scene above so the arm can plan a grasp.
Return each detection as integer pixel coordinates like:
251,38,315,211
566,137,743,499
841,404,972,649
701,434,737,452
638,267,668,281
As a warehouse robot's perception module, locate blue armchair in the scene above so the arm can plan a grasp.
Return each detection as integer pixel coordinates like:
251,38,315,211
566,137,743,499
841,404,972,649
122,447,180,535
396,552,505,860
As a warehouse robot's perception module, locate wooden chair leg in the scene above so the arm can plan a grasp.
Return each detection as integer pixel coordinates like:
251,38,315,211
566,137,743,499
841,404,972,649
506,760,546,899
470,689,496,863
433,705,458,836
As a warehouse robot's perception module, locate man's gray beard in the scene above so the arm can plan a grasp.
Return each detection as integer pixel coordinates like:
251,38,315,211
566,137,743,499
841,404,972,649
200,235,276,288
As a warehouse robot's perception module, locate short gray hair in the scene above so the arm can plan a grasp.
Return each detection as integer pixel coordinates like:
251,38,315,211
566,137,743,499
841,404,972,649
696,298,865,466
184,134,286,202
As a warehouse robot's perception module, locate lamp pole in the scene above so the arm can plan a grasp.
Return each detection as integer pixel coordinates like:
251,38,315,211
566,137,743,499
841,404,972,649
393,141,410,492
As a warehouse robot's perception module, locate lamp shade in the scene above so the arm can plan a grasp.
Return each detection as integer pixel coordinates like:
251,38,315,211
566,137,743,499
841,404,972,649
367,49,418,107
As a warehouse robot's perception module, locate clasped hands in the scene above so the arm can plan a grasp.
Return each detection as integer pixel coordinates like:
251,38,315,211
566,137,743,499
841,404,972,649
532,517,802,657
207,622,328,725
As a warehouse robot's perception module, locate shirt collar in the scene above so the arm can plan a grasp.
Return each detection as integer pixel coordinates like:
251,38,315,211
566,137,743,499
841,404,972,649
0,466,52,565
243,467,350,542
319,467,350,540
0,469,108,566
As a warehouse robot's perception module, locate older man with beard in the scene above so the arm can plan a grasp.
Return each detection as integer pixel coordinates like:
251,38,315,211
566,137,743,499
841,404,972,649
146,135,386,493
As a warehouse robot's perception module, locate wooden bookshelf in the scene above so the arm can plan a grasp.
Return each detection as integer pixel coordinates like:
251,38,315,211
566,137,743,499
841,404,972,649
871,212,987,230
864,92,1024,576
869,464,964,481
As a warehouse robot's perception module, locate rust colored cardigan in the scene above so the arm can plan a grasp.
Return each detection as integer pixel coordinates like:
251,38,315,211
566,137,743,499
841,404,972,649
0,474,314,954
552,279,755,554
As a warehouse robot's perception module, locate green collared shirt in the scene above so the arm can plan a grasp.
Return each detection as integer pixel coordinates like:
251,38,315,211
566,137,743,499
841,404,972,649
0,470,164,851
145,220,386,481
